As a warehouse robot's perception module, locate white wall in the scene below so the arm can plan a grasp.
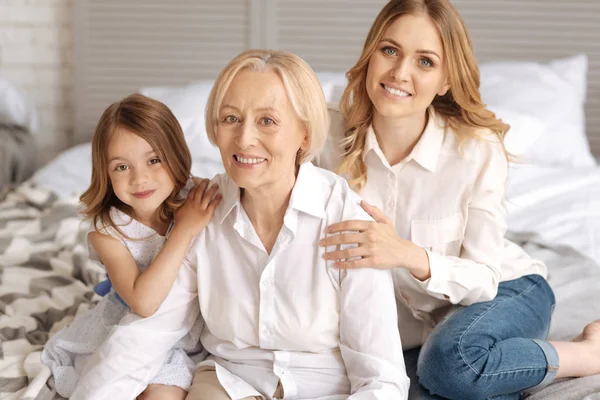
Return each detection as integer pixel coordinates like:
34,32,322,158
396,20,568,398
0,0,74,167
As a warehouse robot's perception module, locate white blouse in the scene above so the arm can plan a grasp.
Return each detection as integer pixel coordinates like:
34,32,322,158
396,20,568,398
314,105,547,350
71,162,409,400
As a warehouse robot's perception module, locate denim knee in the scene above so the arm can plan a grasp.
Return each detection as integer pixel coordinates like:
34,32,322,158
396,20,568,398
418,332,510,400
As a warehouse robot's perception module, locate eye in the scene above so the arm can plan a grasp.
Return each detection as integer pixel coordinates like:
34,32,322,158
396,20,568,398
260,117,275,126
382,46,397,56
115,164,129,172
149,158,161,165
223,115,240,124
419,57,434,67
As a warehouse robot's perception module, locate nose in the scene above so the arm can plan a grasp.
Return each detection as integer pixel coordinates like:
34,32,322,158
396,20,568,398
234,121,257,149
391,56,411,82
130,166,149,186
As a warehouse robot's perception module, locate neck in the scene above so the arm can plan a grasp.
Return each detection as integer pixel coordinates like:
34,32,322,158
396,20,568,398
241,170,297,253
372,109,428,166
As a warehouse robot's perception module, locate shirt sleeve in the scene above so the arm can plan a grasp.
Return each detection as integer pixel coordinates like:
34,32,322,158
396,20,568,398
70,259,200,400
409,138,507,307
339,266,410,399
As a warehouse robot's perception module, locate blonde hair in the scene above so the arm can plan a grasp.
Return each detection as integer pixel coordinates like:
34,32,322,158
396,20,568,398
339,0,510,190
80,93,192,234
205,49,329,164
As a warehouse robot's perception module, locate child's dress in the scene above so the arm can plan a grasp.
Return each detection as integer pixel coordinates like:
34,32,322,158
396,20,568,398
41,207,203,397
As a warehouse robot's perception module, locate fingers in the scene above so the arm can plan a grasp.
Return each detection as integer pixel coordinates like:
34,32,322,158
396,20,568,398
191,176,208,186
360,201,393,225
326,220,373,234
319,232,364,247
199,183,220,209
190,179,210,202
206,193,222,216
334,257,374,269
322,246,369,261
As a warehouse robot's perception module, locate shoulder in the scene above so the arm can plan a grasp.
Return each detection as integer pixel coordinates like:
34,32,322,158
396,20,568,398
444,124,507,166
314,103,346,172
308,165,372,223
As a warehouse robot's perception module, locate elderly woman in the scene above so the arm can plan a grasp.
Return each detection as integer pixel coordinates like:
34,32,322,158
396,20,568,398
70,49,409,400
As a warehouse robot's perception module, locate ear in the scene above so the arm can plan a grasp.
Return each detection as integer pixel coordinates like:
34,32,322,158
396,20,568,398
437,76,450,96
300,129,311,152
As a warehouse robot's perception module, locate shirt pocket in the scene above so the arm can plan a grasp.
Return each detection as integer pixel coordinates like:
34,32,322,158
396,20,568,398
411,213,465,256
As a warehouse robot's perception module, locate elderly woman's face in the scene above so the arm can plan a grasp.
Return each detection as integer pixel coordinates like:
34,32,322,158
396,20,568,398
216,69,308,192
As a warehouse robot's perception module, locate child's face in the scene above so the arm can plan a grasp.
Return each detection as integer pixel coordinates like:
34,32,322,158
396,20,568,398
107,128,175,220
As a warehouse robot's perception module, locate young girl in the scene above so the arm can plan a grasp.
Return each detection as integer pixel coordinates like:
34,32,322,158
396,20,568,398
41,93,221,400
316,1,600,399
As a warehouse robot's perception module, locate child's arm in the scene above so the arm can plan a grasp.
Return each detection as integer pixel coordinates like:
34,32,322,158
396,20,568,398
90,179,220,317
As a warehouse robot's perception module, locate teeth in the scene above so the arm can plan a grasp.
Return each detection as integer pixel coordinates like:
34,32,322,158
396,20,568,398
237,156,265,164
384,85,410,97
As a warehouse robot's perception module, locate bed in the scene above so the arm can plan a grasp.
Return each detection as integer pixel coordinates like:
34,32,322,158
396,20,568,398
2,1,600,399
2,56,600,400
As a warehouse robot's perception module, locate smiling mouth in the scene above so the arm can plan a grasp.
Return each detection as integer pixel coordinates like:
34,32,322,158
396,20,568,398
132,190,155,199
233,155,267,165
382,84,411,97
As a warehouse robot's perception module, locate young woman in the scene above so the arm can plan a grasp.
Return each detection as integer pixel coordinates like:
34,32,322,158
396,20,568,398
42,93,220,400
316,1,600,399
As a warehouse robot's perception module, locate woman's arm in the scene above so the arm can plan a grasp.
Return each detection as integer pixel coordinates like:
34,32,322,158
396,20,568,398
339,266,409,398
91,180,220,317
321,140,508,306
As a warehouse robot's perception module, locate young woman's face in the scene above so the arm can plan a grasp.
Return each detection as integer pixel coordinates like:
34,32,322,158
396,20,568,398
107,128,175,218
366,13,450,120
215,69,308,194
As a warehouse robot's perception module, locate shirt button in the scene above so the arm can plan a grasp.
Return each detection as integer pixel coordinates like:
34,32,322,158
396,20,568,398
262,280,273,288
262,328,271,337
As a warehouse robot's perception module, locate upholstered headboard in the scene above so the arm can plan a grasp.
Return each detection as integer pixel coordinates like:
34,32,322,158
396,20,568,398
73,0,600,155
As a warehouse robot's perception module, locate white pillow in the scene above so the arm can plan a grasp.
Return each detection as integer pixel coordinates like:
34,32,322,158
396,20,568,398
489,106,543,156
0,76,39,132
479,54,595,167
140,80,221,163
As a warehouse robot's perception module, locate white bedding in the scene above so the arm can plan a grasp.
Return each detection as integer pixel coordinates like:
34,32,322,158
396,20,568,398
505,162,600,263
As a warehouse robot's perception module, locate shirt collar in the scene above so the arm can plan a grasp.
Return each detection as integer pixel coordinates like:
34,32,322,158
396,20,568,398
216,162,326,225
362,106,445,172
217,175,241,224
287,162,326,219
409,106,445,172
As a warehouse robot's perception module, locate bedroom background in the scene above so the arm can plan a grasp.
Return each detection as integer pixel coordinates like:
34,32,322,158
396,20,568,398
1,1,600,400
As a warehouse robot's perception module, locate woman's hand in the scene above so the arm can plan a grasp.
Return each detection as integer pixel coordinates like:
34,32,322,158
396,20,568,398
319,201,431,280
174,178,221,238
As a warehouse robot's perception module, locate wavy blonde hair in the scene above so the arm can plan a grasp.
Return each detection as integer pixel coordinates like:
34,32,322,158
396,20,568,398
80,93,192,234
205,49,329,164
339,0,510,190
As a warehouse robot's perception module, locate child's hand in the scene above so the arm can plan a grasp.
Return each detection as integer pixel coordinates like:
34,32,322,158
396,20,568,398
174,179,222,237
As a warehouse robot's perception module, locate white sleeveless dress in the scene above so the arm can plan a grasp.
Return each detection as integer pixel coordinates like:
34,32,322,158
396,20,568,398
41,207,204,397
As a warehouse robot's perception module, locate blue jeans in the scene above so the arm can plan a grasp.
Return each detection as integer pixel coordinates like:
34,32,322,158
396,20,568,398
404,274,558,400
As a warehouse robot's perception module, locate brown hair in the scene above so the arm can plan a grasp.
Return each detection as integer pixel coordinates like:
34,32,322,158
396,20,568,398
205,49,329,164
338,0,509,190
80,93,192,233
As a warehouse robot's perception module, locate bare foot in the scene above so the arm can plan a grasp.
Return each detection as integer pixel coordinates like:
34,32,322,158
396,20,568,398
578,320,600,375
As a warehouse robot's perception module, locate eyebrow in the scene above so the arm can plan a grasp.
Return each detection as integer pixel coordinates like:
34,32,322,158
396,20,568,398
221,104,279,114
109,150,156,163
380,38,441,60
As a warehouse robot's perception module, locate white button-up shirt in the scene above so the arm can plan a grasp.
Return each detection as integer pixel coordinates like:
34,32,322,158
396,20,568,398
190,162,408,399
71,163,409,400
314,105,547,350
